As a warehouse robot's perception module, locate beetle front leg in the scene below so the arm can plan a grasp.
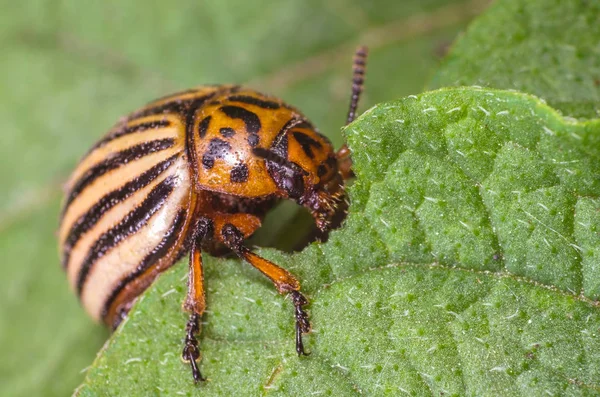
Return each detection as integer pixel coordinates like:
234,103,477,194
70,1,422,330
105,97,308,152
182,217,212,383
182,312,203,382
219,221,311,355
290,290,311,355
181,238,206,382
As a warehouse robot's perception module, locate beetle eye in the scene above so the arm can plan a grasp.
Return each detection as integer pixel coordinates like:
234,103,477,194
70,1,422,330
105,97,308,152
283,171,305,199
253,147,307,199
271,166,304,199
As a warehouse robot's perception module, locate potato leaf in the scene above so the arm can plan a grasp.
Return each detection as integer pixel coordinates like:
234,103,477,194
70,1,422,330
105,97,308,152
78,88,600,396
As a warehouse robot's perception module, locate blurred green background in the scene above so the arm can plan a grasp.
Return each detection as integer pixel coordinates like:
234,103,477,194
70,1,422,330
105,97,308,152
0,0,489,395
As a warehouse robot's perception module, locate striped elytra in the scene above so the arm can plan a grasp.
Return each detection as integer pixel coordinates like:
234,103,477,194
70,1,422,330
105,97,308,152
58,47,368,383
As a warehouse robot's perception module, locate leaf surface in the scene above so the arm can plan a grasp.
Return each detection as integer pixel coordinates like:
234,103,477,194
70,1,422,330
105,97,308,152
429,0,600,119
78,88,600,396
0,1,480,396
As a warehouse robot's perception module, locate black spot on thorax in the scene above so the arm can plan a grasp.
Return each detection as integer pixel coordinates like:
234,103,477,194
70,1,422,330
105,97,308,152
230,163,249,183
202,138,231,169
220,105,261,147
220,127,236,138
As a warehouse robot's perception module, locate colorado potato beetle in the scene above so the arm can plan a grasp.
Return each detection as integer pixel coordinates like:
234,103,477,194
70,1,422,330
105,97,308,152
58,47,368,382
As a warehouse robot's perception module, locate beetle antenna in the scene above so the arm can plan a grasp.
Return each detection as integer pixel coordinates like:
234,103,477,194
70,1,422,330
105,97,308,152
336,46,368,180
252,148,307,175
346,46,368,125
252,117,308,174
252,147,285,164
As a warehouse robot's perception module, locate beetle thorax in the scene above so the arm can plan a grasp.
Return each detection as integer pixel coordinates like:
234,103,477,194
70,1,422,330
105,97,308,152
188,89,339,203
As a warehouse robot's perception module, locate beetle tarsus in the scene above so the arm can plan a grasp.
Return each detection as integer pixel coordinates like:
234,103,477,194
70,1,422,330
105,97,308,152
182,313,205,383
291,290,311,356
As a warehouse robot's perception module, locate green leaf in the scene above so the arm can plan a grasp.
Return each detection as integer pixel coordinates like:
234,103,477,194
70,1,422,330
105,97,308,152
78,88,600,395
429,0,600,120
0,1,480,396
0,197,108,396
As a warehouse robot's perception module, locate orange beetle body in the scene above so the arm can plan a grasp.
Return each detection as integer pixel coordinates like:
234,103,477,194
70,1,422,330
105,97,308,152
58,48,368,383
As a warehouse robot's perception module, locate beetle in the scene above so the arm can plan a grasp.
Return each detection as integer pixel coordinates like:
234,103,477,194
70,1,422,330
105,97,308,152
58,46,368,382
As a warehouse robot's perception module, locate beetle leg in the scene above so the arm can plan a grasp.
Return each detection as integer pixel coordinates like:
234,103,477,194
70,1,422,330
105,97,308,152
182,312,203,382
219,222,311,355
290,290,311,355
182,217,212,383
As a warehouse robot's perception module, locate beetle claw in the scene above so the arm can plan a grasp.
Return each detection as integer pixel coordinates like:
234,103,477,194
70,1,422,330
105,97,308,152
182,344,205,383
291,291,311,356
182,313,205,383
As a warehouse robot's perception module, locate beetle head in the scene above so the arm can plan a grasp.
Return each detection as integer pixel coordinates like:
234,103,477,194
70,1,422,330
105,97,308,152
253,145,346,233
298,162,346,232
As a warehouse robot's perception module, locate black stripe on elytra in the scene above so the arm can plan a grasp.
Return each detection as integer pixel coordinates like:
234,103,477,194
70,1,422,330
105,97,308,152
198,116,211,139
227,95,280,109
76,176,177,296
230,163,249,183
91,120,171,152
100,208,187,321
61,154,178,268
292,131,322,159
202,138,231,169
135,92,217,119
220,105,261,147
61,138,175,218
